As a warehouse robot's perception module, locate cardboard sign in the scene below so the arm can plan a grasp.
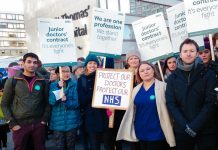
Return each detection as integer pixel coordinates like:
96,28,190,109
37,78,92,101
92,69,133,110
90,8,125,57
167,2,188,53
132,12,173,61
38,18,77,66
184,0,218,37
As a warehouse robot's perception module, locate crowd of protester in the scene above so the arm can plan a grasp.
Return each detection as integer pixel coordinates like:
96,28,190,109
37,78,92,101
0,34,218,150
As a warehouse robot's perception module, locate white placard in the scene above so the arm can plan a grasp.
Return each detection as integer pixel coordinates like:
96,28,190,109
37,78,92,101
92,69,133,110
132,12,173,61
184,0,218,37
38,18,77,66
167,2,188,53
52,89,61,101
90,8,125,57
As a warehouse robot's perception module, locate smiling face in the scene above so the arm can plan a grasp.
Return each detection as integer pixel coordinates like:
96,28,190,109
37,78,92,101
86,61,97,74
138,63,155,82
127,56,140,69
180,43,198,65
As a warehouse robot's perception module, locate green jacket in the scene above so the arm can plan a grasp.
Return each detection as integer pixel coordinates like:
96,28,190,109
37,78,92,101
1,71,50,128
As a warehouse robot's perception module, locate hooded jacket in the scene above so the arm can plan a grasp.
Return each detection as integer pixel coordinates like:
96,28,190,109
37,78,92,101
1,71,50,128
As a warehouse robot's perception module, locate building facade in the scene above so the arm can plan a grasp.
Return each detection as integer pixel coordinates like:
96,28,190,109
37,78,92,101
0,12,27,56
23,0,182,59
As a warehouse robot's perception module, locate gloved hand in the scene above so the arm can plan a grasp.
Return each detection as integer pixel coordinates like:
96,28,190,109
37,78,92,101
185,125,196,138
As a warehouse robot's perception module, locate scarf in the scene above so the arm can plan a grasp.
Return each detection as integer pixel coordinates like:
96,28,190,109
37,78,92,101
176,57,202,71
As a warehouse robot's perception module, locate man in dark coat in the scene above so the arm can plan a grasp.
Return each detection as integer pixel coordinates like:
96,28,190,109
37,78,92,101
166,38,217,150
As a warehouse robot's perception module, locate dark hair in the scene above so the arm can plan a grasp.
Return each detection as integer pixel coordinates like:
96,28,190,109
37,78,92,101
23,53,39,62
77,57,85,62
179,38,199,52
136,61,159,84
8,62,18,67
162,56,176,75
213,33,218,46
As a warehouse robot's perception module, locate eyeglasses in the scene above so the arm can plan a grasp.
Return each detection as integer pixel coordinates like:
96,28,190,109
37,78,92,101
199,50,210,55
62,70,70,73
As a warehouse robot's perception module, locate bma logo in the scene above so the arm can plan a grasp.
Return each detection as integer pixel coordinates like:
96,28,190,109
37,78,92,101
102,95,121,106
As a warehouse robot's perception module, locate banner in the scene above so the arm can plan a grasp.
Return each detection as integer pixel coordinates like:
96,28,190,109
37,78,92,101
167,2,188,53
184,0,218,37
90,8,125,58
132,12,173,61
38,18,77,66
92,69,133,110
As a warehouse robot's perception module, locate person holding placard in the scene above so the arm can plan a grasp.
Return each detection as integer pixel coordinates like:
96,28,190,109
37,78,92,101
77,54,110,150
162,56,177,82
117,61,175,150
49,66,80,150
166,38,217,150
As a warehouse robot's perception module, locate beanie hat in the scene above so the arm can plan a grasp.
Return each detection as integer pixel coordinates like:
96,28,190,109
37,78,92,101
72,63,84,74
84,54,100,66
126,50,141,61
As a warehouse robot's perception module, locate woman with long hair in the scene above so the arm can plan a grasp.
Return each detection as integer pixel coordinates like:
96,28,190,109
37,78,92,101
77,54,110,150
117,61,175,150
162,56,177,81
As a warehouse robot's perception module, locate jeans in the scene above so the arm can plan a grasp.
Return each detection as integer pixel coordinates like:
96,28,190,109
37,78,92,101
12,122,46,150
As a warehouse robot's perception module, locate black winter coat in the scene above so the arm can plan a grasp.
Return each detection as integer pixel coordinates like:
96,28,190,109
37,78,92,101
77,72,109,133
166,64,216,135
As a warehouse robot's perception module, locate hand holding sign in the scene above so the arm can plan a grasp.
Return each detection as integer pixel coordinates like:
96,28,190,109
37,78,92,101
92,69,133,110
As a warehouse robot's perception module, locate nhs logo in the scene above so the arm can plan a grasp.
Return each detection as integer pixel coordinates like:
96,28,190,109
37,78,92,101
102,95,121,106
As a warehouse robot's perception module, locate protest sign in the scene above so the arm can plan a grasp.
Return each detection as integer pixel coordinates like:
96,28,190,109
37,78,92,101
38,18,77,66
184,0,218,37
132,12,173,62
90,8,125,58
92,69,133,110
167,2,188,53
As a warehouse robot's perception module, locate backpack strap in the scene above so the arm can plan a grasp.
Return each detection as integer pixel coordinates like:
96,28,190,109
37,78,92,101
12,78,17,98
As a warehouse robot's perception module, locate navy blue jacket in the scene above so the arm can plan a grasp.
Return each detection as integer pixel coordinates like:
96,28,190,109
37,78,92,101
77,72,108,133
166,64,216,134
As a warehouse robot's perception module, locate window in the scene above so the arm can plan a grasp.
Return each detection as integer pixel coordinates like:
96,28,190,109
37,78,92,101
8,32,16,37
8,23,14,28
18,15,24,20
123,24,135,40
0,14,6,19
100,0,107,9
0,22,7,28
18,42,25,47
7,14,12,20
108,0,119,11
120,0,130,13
19,24,24,28
20,33,26,37
3,41,10,47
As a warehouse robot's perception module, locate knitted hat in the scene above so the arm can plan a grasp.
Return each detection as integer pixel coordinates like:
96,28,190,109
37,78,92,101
126,50,141,61
72,63,84,74
84,54,100,66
